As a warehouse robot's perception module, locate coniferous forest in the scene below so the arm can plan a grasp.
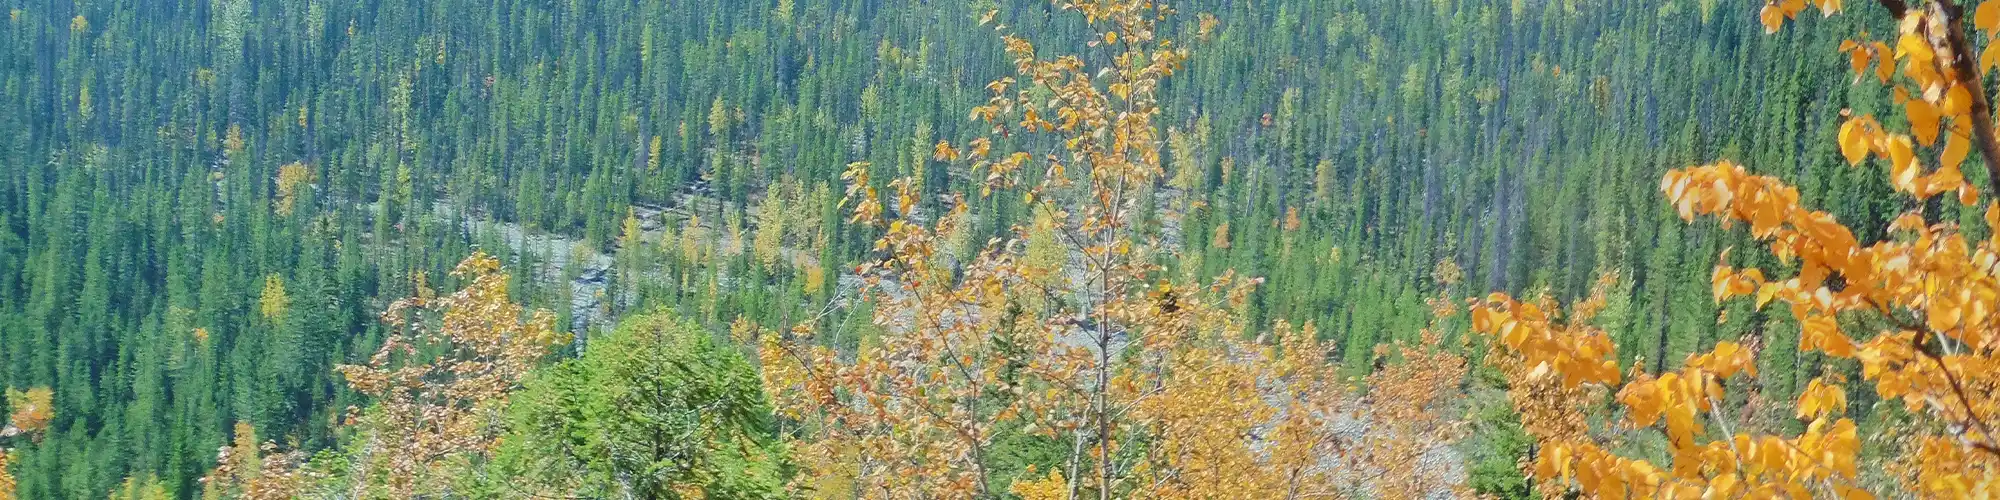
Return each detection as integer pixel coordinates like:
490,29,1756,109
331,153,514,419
3,0,1999,497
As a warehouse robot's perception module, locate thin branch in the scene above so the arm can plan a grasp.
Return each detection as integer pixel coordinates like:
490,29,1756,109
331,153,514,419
1859,296,2000,457
1913,332,2000,456
1879,0,1911,17
1932,0,2000,196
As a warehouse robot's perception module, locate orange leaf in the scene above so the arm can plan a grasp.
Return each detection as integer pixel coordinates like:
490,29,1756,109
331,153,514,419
1761,5,1785,33
1980,1,2000,35
1908,99,1942,146
1874,42,1896,82
1942,132,1971,172
1983,41,2000,75
1945,85,1974,119
1847,44,1873,77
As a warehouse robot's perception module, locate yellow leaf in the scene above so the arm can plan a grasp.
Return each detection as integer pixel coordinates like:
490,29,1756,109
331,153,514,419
1888,137,1917,187
1797,378,1847,420
1946,86,1973,118
1983,41,2000,75
1929,301,1964,332
1840,485,1877,500
934,140,959,161
1875,42,1897,82
1980,1,2000,35
1908,99,1942,145
1943,132,1971,171
1712,265,1735,301
1847,44,1872,77
1838,119,1870,165
1756,283,1781,310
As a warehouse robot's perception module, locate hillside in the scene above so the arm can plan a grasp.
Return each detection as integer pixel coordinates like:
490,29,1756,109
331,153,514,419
3,0,1996,498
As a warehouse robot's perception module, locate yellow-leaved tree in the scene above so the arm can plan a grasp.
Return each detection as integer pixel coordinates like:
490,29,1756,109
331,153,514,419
332,252,568,497
195,253,570,499
273,161,312,216
758,2,1460,498
1474,1,2000,497
257,274,288,321
1,388,50,440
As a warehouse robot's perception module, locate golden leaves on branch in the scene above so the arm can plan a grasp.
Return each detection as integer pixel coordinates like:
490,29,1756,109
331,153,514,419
1472,293,1618,388
838,162,881,226
964,1,1186,200
1797,377,1849,421
1481,280,1613,496
332,252,566,497
1666,155,2000,492
1128,318,1374,499
1838,40,1897,84
1981,1,2000,37
1613,342,1757,448
1761,0,1841,34
1476,298,1871,497
1665,159,1999,414
1816,0,2000,200
1474,259,1885,497
1502,117,2000,494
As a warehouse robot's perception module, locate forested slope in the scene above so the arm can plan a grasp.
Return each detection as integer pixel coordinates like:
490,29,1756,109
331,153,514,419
0,0,1943,496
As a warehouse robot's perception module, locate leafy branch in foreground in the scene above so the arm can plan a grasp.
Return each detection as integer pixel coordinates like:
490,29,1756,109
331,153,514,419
1472,3,2000,496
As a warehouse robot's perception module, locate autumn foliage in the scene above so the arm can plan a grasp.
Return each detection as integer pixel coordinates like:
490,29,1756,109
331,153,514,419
332,252,568,496
272,162,312,216
197,422,305,500
1468,1,2000,497
1358,293,1470,500
0,387,49,500
1,388,50,441
757,1,1448,498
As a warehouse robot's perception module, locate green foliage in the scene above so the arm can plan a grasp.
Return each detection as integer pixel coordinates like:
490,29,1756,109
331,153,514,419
1462,387,1533,500
489,310,783,498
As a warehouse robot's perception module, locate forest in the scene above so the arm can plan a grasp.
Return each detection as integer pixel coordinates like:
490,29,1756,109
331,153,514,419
0,0,1997,497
